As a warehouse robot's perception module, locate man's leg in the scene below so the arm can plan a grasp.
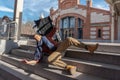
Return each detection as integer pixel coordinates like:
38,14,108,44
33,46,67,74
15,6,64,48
48,52,66,68
56,37,98,54
47,37,98,75
47,51,76,75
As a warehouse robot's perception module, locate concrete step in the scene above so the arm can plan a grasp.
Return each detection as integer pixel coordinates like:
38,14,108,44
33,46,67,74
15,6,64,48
20,45,36,51
0,76,4,80
20,43,120,54
11,49,34,59
65,49,120,66
67,42,120,53
11,49,119,80
26,40,120,53
63,57,120,80
0,66,21,80
12,48,120,66
0,54,106,80
0,60,47,80
1,54,75,80
27,39,36,46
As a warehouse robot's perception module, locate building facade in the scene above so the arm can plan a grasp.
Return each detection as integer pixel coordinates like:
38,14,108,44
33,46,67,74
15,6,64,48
50,0,112,40
106,0,120,42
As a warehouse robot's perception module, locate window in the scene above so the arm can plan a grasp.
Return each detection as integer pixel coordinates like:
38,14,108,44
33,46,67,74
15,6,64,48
69,17,75,28
63,17,68,28
60,20,62,29
60,17,75,28
98,29,102,38
78,18,83,28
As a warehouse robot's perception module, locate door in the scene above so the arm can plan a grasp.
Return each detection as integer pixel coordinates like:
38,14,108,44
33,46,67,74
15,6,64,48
78,28,83,39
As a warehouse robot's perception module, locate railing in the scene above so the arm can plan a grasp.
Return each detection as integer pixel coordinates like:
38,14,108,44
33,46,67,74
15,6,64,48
0,21,17,40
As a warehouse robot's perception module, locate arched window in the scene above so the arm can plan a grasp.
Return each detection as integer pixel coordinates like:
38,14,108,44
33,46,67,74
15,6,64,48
98,29,102,38
63,17,68,28
69,17,75,28
78,18,83,28
60,17,75,28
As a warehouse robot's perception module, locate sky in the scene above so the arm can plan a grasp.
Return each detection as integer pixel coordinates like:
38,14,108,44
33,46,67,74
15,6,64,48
0,0,109,23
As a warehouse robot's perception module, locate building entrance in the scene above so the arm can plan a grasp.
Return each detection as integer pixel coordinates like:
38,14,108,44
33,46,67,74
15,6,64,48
78,28,83,39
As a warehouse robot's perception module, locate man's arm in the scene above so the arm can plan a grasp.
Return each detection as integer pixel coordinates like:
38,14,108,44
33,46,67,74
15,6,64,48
22,59,39,65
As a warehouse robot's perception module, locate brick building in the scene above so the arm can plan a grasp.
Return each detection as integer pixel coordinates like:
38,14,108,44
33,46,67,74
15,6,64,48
50,0,112,40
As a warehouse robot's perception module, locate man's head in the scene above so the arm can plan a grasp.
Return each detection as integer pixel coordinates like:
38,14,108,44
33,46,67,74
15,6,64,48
34,34,42,41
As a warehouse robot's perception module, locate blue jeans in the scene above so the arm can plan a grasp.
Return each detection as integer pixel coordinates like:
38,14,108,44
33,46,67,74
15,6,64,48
34,36,56,60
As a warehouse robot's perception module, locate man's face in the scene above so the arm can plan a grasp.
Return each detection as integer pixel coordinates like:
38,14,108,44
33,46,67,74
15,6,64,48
34,34,42,41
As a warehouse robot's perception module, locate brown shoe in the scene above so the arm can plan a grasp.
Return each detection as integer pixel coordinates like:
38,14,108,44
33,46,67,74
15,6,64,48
66,65,77,75
87,43,98,54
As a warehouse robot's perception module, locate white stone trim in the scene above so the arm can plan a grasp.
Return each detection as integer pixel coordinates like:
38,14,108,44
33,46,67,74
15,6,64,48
90,32,96,35
61,8,86,17
90,28,96,31
103,31,110,35
90,36,96,39
103,36,110,39
103,27,110,30
52,8,87,21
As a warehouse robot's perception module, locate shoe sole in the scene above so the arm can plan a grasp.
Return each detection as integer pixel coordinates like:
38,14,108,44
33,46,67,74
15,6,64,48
70,66,77,75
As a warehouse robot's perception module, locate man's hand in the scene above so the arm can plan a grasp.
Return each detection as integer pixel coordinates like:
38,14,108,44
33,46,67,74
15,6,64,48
21,59,28,64
21,59,39,65
34,34,42,41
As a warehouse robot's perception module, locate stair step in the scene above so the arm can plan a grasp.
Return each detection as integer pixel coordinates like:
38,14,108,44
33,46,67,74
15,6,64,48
11,48,120,80
25,40,120,53
10,48,120,80
97,43,120,53
69,42,120,53
11,49,34,59
12,48,120,66
0,60,47,80
20,45,36,51
0,54,106,80
10,48,116,78
0,76,4,80
27,39,36,46
65,49,120,66
0,66,21,80
63,57,120,80
20,43,120,54
1,54,77,80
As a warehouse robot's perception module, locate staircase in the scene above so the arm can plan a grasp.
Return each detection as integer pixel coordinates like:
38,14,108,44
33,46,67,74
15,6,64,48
0,39,120,80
